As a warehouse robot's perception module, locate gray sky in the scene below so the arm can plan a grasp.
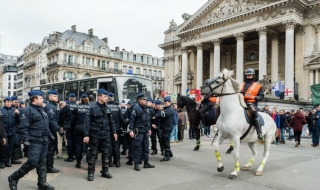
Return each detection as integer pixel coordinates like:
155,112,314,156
0,0,207,57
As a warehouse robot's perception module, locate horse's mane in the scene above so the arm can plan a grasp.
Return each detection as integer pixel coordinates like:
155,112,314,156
221,68,241,92
180,95,197,107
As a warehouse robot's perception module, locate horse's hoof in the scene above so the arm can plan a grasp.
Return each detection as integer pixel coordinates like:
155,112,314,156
228,174,237,180
255,171,263,176
226,149,233,154
193,146,200,151
217,166,224,172
242,166,250,171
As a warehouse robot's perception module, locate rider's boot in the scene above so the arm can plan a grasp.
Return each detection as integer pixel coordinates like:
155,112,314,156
254,118,263,140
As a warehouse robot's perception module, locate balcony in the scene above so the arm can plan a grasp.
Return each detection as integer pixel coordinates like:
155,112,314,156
23,62,35,70
47,62,58,69
40,79,46,84
24,75,32,79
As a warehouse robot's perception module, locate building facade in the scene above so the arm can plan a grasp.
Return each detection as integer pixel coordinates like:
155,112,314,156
0,53,17,65
15,25,165,100
159,0,320,103
0,64,18,98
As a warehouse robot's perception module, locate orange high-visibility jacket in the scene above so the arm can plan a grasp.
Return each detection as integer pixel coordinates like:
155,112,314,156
241,82,261,103
209,96,217,103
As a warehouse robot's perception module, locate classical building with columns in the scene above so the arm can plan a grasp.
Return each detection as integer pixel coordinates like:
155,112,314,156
159,0,320,106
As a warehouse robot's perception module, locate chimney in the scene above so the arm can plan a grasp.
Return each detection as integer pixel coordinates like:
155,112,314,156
102,37,108,44
115,46,119,52
88,28,93,37
71,25,76,32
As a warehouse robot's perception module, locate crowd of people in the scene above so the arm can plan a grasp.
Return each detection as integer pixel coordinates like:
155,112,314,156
260,105,320,147
0,89,181,190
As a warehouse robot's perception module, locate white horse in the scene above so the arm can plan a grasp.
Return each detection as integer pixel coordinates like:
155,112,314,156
211,69,276,179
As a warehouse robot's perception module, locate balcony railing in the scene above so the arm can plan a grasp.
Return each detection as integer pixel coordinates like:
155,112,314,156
47,62,58,69
40,79,46,84
23,62,35,70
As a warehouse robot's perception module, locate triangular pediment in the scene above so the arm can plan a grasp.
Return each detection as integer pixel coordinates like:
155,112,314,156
176,0,271,35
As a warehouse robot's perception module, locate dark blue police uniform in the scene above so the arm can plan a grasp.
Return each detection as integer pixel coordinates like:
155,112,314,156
107,93,123,167
10,96,23,164
120,101,129,155
156,96,175,161
84,88,116,181
8,90,55,190
150,100,163,155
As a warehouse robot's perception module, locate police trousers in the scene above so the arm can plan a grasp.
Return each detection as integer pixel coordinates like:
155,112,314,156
1,133,18,162
132,132,149,163
151,128,163,152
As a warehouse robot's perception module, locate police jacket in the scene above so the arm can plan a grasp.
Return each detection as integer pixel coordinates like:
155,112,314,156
242,79,264,107
129,103,150,133
107,101,123,131
155,105,175,132
84,102,116,138
127,103,136,119
150,108,160,128
19,104,50,143
120,106,129,129
0,106,20,136
45,101,60,135
0,117,4,139
73,103,90,134
61,102,78,131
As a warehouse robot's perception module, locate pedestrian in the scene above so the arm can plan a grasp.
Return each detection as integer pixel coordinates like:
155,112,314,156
290,109,307,147
107,92,123,167
8,90,56,190
170,104,179,143
279,110,287,144
270,108,280,144
0,97,21,169
261,105,270,115
177,109,184,142
311,109,319,147
301,111,309,136
83,88,117,181
73,94,90,168
128,93,155,171
156,96,175,162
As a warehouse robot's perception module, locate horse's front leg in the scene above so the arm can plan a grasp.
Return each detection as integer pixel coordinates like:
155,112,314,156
194,127,201,151
229,137,240,180
213,133,225,172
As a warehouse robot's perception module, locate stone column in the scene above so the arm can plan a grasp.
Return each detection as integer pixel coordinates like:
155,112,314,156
314,24,320,52
257,27,268,80
316,69,319,84
210,49,214,79
270,31,279,84
181,47,188,95
196,43,203,89
310,70,314,86
283,19,296,98
295,26,306,100
174,55,179,76
213,39,222,77
234,33,245,82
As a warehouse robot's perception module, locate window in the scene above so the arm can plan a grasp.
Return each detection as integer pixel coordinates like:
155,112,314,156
64,54,67,62
143,69,147,76
86,58,90,65
84,73,91,78
8,91,11,96
68,55,73,65
86,43,91,52
8,75,11,81
64,72,77,80
8,82,11,89
153,70,157,77
98,60,101,67
158,71,162,78
148,70,152,76
136,67,140,75
114,62,119,72
102,61,106,70
101,48,106,55
129,66,133,74
69,42,73,49
123,65,127,73
82,57,85,64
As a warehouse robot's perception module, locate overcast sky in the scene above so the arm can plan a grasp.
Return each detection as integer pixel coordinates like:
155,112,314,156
0,0,207,57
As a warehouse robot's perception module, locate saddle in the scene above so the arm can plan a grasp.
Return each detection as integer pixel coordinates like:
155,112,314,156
240,109,265,140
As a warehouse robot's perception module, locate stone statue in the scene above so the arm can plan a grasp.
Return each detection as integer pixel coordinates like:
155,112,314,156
258,75,271,95
169,19,177,28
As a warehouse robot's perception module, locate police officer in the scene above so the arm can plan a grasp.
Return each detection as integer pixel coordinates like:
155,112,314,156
107,92,123,167
0,114,6,158
128,93,155,171
120,100,129,155
10,96,23,164
8,90,55,190
83,88,117,181
241,68,265,140
198,94,216,127
73,93,90,169
156,96,175,162
0,96,20,169
63,93,77,162
45,90,63,173
150,100,163,155
125,101,135,165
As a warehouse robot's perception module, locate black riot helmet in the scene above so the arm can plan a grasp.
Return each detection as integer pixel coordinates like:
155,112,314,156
245,68,255,76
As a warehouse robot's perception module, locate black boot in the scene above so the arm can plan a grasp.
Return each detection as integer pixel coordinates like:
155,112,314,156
75,160,81,168
5,161,12,167
134,163,140,171
169,150,173,158
11,160,22,165
115,160,121,167
46,152,59,173
151,150,157,155
143,161,155,168
0,161,5,169
37,183,55,190
254,118,263,140
139,159,143,165
37,159,55,190
87,156,95,181
126,160,133,165
161,151,164,156
64,155,74,162
160,149,170,162
8,164,31,190
100,168,112,179
8,176,18,190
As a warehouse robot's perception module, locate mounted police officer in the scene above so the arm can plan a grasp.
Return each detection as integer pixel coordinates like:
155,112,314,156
8,90,56,190
63,93,77,162
129,93,155,171
241,68,265,140
73,93,90,169
120,100,128,156
45,89,63,173
10,96,23,164
107,92,123,167
199,94,217,128
83,88,117,181
156,96,175,162
0,97,20,169
150,100,163,155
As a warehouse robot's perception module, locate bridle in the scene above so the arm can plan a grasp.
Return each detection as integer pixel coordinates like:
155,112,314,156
210,75,239,97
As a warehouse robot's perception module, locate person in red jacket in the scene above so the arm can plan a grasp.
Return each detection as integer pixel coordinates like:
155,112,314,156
290,109,307,147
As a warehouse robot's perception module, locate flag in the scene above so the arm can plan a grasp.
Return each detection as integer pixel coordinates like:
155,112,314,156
272,82,279,92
